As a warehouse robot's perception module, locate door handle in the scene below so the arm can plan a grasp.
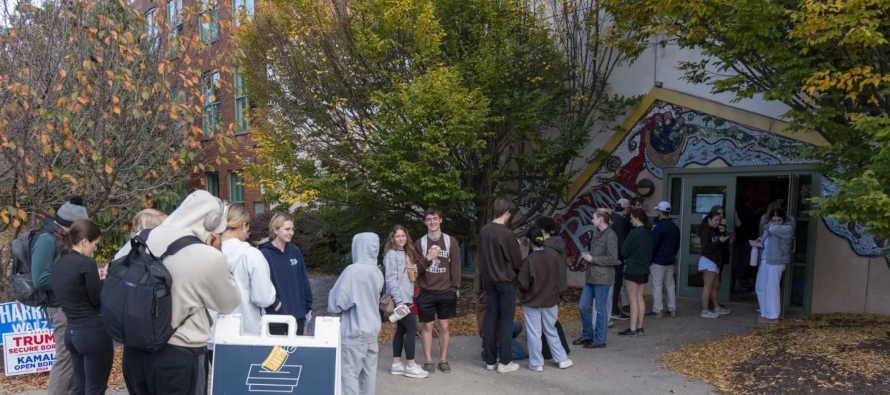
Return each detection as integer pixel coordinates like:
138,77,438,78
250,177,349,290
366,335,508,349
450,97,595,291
790,237,796,253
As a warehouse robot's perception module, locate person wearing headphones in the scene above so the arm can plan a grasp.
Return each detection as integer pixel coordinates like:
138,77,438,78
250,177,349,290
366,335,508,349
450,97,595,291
113,190,240,395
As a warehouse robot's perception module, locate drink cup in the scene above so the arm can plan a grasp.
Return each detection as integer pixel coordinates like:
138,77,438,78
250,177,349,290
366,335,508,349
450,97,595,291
407,264,417,282
389,304,410,322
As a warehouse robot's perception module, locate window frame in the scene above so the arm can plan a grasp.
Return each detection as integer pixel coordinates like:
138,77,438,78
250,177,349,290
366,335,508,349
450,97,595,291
201,71,221,137
205,173,220,197
229,172,245,203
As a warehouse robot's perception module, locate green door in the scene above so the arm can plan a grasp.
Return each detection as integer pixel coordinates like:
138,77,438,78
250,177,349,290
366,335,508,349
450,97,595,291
678,176,736,301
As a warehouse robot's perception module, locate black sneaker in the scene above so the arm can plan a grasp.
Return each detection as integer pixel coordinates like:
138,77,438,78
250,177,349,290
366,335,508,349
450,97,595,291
618,328,638,337
583,342,606,349
422,362,435,374
572,337,592,346
438,361,451,373
610,313,630,320
636,327,644,335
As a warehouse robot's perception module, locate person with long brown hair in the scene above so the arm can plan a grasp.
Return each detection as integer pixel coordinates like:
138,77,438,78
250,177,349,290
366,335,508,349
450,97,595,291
618,209,652,337
51,220,110,395
698,210,731,318
384,225,428,379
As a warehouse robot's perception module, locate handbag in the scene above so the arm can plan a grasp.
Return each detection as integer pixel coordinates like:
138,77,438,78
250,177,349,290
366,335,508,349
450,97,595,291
379,293,395,323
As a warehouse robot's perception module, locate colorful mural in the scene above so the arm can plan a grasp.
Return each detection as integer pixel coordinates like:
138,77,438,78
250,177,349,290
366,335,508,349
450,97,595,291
557,100,889,268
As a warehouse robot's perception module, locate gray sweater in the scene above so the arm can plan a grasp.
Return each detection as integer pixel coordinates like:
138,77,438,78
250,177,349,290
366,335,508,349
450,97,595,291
384,250,415,306
328,233,385,345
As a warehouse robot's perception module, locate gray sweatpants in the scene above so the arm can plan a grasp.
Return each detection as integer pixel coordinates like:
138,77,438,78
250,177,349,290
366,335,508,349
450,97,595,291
341,342,378,395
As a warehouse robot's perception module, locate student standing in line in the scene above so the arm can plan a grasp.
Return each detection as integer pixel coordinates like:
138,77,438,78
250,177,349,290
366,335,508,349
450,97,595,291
610,198,632,321
698,210,731,318
618,209,652,337
574,208,619,348
646,202,680,318
383,225,428,379
414,208,462,374
32,196,90,395
259,213,313,336
328,233,385,395
535,217,571,359
51,220,111,395
478,198,523,373
518,227,573,372
755,208,795,324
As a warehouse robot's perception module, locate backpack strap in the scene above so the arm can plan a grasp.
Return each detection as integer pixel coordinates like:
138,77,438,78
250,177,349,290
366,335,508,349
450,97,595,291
160,235,205,260
442,233,450,256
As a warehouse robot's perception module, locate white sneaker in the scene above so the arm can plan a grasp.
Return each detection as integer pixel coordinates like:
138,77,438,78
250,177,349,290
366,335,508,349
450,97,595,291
558,359,573,369
715,306,731,315
403,363,429,379
497,362,519,373
528,364,543,372
700,310,720,318
391,362,406,376
485,364,497,371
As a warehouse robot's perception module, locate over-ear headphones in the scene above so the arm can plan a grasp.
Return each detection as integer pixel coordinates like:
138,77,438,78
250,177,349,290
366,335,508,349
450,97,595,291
203,198,226,232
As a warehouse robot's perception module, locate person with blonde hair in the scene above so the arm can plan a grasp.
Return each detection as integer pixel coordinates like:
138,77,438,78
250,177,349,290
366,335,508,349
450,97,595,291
130,209,167,236
259,213,313,335
574,208,618,348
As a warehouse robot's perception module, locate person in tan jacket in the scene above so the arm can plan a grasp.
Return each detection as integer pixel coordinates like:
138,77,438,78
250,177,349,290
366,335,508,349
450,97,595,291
114,190,240,395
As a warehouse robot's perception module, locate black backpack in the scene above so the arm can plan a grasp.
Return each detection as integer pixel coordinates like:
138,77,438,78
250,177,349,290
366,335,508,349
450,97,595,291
9,230,49,307
101,230,203,352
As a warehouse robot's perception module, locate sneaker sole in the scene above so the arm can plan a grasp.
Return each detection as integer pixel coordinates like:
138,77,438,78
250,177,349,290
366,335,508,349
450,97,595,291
391,371,406,376
497,366,519,373
405,372,429,378
700,315,719,318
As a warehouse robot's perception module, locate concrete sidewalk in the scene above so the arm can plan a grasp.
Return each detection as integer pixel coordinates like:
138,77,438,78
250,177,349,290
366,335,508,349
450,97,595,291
10,296,759,395
376,296,759,395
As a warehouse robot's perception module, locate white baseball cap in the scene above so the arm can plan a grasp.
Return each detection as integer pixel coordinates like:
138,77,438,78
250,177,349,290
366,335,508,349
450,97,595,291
616,198,631,210
655,201,672,213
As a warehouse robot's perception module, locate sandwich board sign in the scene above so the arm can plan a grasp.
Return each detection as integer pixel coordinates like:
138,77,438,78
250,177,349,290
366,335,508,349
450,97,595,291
3,330,55,376
0,302,53,345
211,314,341,395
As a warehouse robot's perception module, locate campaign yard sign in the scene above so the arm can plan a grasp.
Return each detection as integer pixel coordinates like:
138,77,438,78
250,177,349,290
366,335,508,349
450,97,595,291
4,330,56,376
0,302,53,344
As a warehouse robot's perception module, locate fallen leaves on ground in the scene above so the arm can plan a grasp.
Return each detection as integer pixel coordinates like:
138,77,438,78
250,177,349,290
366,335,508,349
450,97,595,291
662,314,890,395
1,348,126,392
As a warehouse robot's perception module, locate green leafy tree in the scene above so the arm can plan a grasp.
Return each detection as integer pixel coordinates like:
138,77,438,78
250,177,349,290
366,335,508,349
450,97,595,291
604,0,890,248
238,0,642,251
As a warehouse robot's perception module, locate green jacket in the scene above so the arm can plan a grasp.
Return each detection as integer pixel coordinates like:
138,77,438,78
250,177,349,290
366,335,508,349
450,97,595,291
621,226,652,276
584,227,619,285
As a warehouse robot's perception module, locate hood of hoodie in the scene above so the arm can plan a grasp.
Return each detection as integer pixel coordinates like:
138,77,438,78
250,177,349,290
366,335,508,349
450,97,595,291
543,236,566,253
351,232,379,266
162,190,227,243
222,238,251,265
259,241,290,255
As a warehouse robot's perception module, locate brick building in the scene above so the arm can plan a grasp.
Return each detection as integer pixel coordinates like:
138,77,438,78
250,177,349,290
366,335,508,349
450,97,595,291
132,0,266,215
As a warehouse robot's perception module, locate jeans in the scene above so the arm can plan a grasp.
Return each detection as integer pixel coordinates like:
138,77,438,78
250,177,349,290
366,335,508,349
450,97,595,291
47,306,73,395
650,264,676,313
482,323,527,361
483,283,516,366
523,305,567,368
578,283,611,344
392,311,417,360
123,344,204,395
65,316,114,395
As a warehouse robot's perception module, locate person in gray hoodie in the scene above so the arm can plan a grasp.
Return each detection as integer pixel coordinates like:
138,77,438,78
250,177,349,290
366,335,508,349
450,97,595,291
114,190,241,395
328,232,385,395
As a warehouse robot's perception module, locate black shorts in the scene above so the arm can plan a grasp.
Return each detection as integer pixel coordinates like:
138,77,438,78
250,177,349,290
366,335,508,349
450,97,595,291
417,290,457,323
624,273,649,285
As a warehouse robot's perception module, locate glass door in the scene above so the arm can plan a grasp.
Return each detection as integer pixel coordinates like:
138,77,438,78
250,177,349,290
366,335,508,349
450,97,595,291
782,174,816,314
678,177,737,301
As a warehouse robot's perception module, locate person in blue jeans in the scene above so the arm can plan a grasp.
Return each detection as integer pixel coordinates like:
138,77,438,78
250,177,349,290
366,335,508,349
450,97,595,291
574,208,619,348
480,322,527,361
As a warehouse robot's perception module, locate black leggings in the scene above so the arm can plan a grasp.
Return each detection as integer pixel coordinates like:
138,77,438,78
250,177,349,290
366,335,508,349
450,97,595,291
392,311,417,361
612,263,625,312
66,316,114,395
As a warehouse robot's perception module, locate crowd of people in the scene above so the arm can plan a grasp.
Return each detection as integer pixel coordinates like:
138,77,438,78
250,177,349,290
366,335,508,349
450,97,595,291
23,190,794,395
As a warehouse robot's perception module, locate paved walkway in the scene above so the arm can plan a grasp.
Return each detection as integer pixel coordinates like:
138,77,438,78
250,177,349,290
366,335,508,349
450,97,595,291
10,277,759,395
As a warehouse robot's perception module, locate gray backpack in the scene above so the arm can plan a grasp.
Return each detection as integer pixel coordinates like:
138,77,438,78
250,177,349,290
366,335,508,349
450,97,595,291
9,230,49,307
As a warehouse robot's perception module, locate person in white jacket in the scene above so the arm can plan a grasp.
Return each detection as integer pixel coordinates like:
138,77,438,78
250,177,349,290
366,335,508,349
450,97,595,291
207,204,279,381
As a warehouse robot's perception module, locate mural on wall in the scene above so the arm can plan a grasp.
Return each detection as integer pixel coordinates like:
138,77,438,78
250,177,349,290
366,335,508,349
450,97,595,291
557,99,889,268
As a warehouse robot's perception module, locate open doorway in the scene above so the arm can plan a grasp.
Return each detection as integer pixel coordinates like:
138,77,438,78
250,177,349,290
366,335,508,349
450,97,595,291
731,176,790,303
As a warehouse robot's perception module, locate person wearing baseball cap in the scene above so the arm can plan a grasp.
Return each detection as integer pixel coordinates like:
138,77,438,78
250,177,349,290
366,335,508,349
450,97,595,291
646,202,681,319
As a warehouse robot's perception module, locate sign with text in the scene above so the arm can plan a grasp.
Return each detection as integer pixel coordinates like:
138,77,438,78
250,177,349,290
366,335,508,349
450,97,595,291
3,330,56,376
0,302,52,344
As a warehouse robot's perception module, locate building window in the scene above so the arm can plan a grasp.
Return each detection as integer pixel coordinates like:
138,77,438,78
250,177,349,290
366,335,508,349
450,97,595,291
233,0,254,25
200,1,219,42
254,202,265,214
167,0,183,57
205,173,219,197
234,68,250,132
145,8,158,45
229,173,245,203
202,71,220,136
